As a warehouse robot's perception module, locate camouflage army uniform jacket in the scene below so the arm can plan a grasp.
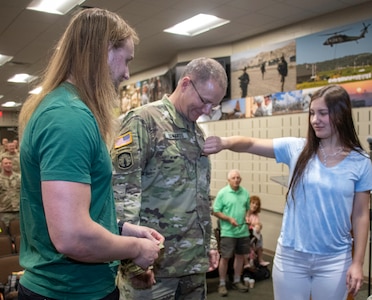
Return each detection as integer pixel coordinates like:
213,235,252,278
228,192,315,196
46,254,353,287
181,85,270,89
112,95,214,277
0,172,21,212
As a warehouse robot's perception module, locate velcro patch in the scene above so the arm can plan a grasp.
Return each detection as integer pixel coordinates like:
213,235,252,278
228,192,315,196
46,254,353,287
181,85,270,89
118,152,133,169
115,132,132,149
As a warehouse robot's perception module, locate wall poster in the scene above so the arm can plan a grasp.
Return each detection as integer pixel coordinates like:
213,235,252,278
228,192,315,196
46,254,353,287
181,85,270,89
198,18,372,123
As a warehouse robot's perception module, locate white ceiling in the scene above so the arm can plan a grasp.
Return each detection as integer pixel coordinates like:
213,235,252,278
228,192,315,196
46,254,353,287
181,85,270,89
0,0,370,111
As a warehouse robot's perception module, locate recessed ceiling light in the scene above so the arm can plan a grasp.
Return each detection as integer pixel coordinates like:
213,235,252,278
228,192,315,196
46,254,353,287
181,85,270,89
1,101,22,108
27,0,86,15
164,14,230,36
29,86,43,94
7,73,38,83
0,95,3,99
0,54,13,66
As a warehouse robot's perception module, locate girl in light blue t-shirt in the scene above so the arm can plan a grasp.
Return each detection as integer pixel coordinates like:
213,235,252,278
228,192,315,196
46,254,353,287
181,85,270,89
203,85,372,300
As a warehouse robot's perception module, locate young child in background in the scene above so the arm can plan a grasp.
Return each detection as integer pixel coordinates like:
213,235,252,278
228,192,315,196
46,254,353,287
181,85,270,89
245,195,270,267
246,222,264,268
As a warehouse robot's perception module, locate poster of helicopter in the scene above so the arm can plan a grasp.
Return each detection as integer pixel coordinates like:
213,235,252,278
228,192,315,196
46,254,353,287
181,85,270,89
197,18,372,124
296,18,372,90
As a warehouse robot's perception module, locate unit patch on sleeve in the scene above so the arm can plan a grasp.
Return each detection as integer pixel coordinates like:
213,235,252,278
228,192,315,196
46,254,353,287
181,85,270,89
118,152,133,169
114,132,133,149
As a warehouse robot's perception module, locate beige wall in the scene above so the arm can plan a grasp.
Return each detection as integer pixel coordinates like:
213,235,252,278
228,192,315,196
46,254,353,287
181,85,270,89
0,111,19,127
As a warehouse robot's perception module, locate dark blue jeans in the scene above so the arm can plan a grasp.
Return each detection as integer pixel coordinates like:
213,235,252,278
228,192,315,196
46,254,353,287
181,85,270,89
18,283,119,300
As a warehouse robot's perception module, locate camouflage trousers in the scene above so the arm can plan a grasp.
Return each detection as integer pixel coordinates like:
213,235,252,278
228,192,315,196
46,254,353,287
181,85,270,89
116,269,206,300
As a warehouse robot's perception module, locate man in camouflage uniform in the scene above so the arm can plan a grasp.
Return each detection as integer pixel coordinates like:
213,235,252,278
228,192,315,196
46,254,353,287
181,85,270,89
2,142,20,173
0,156,21,226
112,57,228,299
0,138,8,156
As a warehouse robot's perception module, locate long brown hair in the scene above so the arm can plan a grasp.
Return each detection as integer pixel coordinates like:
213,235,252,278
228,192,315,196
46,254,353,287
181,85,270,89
287,84,364,201
18,8,138,145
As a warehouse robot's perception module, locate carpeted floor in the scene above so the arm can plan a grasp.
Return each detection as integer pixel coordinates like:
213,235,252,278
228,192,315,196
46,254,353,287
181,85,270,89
206,253,274,299
206,253,371,300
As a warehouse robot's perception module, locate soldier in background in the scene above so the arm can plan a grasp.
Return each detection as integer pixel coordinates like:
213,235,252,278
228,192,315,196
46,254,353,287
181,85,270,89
2,142,20,173
0,156,21,226
278,55,288,92
12,139,19,151
238,67,250,98
0,138,8,156
112,57,228,299
260,62,266,80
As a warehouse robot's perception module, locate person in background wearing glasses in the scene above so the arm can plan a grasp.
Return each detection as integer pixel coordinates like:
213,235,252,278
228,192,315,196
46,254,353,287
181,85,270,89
111,57,228,299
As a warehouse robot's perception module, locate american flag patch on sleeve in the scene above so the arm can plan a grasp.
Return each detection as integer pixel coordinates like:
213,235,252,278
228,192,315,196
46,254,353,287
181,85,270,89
114,132,133,149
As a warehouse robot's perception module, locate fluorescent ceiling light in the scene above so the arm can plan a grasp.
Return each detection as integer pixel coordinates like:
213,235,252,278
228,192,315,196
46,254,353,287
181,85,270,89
1,101,22,108
7,73,38,83
0,54,13,66
27,0,86,15
164,14,230,36
29,86,43,94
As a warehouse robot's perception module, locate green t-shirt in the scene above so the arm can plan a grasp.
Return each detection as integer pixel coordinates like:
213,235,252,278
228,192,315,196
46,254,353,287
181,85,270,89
213,185,250,238
19,83,118,299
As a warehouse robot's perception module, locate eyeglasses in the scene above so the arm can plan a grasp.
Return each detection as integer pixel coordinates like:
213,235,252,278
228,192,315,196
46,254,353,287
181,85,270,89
189,79,218,108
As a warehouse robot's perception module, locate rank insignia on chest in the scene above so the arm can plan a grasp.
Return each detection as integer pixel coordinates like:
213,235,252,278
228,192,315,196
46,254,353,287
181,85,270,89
114,132,133,149
118,152,133,169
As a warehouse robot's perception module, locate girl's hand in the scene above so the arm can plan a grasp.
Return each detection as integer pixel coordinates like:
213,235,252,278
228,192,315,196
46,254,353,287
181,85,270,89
346,262,363,297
